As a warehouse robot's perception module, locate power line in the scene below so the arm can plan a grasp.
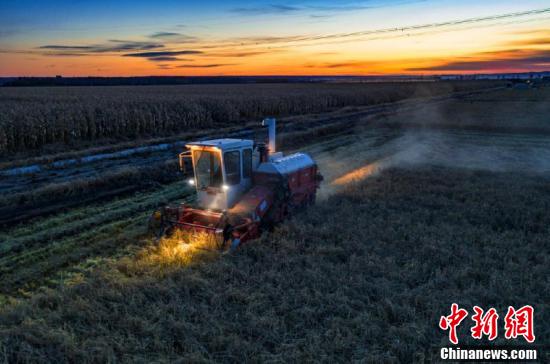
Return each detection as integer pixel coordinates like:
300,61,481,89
288,8,550,42
201,7,550,50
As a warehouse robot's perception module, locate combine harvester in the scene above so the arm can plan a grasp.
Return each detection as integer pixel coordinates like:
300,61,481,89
152,119,323,252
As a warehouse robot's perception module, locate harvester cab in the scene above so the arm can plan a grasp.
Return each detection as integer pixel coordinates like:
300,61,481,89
186,138,254,211
153,118,322,252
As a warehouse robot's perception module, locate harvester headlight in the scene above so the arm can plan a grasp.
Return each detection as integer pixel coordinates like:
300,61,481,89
222,185,229,191
188,179,195,185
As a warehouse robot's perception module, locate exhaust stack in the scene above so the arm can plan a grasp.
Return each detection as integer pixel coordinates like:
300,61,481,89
262,118,276,154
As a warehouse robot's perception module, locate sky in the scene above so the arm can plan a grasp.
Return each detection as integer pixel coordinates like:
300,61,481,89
0,0,549,76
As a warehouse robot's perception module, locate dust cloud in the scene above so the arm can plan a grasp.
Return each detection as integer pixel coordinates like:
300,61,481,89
313,98,550,199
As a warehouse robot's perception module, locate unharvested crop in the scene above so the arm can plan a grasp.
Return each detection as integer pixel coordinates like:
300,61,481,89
0,81,501,155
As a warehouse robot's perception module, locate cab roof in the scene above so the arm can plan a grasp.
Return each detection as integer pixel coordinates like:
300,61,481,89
186,138,253,150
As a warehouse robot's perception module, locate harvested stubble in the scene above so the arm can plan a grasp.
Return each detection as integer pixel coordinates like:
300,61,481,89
0,166,547,363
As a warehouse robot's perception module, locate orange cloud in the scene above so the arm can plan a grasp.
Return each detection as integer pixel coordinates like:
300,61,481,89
407,49,550,72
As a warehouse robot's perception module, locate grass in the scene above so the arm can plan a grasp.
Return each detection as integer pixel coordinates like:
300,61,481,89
0,166,548,363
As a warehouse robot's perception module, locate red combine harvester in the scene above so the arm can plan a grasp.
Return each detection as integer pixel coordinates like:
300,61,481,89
153,118,323,252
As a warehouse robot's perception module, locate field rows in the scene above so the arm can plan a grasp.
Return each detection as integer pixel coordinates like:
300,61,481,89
2,126,548,296
0,126,402,297
0,90,473,228
1,86,549,302
0,181,192,295
0,87,485,195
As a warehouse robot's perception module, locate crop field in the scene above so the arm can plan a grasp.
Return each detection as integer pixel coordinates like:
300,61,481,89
0,81,501,157
0,82,549,362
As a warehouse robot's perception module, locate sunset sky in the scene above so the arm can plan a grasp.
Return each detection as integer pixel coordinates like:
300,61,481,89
0,0,549,76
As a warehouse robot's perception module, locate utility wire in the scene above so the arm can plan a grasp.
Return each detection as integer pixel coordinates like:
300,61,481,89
200,7,550,49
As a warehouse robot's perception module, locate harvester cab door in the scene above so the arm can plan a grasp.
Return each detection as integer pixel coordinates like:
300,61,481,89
191,148,226,210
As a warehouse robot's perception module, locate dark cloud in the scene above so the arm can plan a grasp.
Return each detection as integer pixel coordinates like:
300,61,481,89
309,14,331,19
407,49,550,71
220,35,304,46
147,56,193,62
222,51,268,57
326,63,358,68
206,50,277,57
319,60,376,68
148,32,198,42
123,50,202,58
106,40,163,51
302,59,381,69
229,1,430,16
231,4,300,15
176,63,237,68
243,35,302,42
38,45,202,62
147,56,180,61
39,45,95,50
37,41,164,55
43,53,90,57
150,32,182,38
307,5,372,12
230,3,376,15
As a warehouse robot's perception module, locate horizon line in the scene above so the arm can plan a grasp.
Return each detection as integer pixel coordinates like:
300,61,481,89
2,71,550,78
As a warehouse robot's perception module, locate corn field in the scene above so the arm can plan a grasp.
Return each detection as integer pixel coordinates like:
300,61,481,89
0,81,501,155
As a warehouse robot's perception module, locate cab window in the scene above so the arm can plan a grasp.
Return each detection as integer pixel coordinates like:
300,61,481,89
224,151,241,185
192,149,222,189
